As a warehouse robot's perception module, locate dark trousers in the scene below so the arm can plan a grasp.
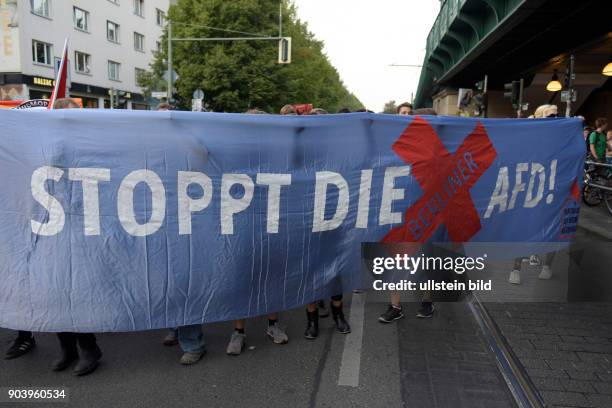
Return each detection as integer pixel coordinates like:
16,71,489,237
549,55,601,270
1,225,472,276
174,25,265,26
57,332,98,352
17,331,33,339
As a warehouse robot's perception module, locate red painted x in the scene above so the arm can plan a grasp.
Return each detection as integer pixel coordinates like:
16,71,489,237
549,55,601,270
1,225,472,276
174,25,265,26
382,116,497,244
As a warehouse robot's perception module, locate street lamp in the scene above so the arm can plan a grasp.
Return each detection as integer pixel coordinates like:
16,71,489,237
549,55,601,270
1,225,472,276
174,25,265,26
603,60,612,76
546,70,562,92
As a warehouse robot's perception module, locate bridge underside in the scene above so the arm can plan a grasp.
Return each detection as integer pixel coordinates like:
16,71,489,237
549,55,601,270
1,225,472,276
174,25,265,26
415,0,611,113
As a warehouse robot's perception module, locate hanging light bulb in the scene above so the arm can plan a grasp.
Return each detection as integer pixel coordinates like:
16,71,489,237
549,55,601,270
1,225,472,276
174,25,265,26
603,60,612,76
546,70,563,92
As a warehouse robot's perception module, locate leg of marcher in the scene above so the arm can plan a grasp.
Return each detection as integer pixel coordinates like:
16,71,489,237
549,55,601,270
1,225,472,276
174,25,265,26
162,328,179,346
304,302,319,339
509,257,523,285
538,252,555,280
73,333,102,376
4,331,35,360
379,291,404,323
331,295,351,334
178,325,205,365
226,320,246,356
52,333,79,372
266,313,288,344
417,290,435,318
318,299,329,318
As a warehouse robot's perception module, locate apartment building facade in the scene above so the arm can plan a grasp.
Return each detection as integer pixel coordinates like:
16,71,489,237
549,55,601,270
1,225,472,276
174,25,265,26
0,0,170,109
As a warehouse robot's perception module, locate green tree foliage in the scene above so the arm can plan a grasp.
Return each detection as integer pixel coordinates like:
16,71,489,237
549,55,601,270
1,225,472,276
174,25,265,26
382,100,397,114
143,0,362,112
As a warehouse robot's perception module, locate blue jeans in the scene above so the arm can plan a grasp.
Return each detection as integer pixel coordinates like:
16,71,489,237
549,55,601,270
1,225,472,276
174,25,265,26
178,325,205,353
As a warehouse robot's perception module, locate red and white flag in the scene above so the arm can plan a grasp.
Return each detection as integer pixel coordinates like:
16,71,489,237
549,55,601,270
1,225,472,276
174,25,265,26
48,38,69,110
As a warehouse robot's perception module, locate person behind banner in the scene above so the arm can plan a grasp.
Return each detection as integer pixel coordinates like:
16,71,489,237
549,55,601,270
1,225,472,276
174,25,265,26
378,107,438,323
48,98,103,376
508,105,560,285
224,108,290,356
589,118,608,163
397,102,413,116
300,108,351,339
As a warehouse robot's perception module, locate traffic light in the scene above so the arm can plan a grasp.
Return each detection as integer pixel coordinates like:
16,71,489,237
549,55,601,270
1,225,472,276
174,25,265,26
503,81,520,106
278,37,292,64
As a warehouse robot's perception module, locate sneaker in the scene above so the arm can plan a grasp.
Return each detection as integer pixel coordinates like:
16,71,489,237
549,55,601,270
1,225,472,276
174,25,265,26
266,324,288,344
538,265,553,280
378,305,404,323
416,302,435,318
162,330,178,346
4,336,36,360
180,351,204,365
304,310,319,340
226,332,246,355
318,300,329,318
529,255,541,266
509,269,521,285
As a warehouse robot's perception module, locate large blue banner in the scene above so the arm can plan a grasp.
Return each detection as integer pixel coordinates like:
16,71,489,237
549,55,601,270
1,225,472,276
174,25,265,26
0,110,583,332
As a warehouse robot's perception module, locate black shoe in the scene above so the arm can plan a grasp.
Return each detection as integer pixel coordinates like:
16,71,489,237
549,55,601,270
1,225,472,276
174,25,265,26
379,304,404,323
416,302,435,318
73,346,102,377
331,305,351,334
52,349,79,372
304,310,319,339
318,300,329,318
4,335,35,360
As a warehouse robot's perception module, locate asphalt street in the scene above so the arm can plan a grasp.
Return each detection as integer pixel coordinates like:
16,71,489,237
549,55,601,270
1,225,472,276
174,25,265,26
0,204,610,408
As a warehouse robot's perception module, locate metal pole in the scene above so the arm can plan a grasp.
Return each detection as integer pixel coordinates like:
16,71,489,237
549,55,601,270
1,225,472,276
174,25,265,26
279,1,282,38
483,74,488,118
565,54,574,118
167,20,173,102
518,78,524,118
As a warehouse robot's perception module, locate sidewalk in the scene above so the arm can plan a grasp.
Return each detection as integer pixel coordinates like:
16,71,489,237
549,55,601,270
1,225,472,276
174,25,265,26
487,302,612,408
481,203,612,408
577,204,612,240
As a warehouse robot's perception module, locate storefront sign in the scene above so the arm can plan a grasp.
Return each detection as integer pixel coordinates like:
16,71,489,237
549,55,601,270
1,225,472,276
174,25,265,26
32,77,54,87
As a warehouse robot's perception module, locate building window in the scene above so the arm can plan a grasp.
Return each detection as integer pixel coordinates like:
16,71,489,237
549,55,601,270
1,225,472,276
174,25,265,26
108,61,120,81
73,7,89,32
134,32,145,52
32,40,52,65
107,21,120,43
134,0,144,17
156,9,165,26
75,51,91,74
31,0,50,18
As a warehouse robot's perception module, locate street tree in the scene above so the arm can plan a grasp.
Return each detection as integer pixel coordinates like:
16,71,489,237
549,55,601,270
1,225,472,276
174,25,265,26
141,0,362,113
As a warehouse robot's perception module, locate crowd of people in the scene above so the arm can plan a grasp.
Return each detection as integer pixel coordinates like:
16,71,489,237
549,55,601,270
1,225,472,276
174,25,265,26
3,99,608,377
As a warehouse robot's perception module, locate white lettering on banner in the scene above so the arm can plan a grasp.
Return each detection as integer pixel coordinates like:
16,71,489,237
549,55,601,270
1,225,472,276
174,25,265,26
26,160,566,237
31,166,65,236
355,169,373,228
508,163,528,210
484,167,509,219
117,170,166,236
379,166,411,225
484,161,557,218
524,163,545,208
220,174,254,235
178,171,213,235
68,168,111,236
312,171,349,232
256,173,292,234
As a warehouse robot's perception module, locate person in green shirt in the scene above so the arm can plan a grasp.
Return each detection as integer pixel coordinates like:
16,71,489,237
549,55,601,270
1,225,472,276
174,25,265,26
589,117,608,161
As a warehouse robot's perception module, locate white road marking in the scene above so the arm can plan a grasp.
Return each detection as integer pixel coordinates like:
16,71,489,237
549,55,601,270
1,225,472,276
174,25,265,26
337,292,366,387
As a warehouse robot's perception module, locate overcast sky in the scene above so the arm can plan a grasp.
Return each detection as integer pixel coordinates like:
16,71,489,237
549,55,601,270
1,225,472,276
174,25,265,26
292,1,440,112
